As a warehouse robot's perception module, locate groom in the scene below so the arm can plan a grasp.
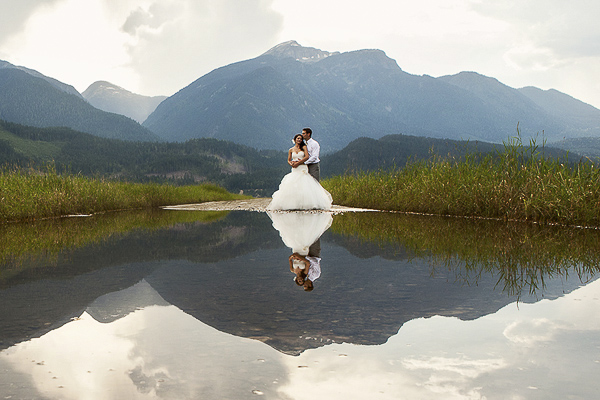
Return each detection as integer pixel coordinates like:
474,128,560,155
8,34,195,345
301,127,320,181
303,238,321,291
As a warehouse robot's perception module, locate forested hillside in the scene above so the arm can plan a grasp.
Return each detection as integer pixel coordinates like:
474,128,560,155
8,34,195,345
0,120,285,195
550,137,600,159
1,120,579,196
322,133,576,177
0,68,158,142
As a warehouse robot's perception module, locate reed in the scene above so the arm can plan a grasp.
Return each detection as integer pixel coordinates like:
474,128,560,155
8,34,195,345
0,165,246,222
323,134,600,227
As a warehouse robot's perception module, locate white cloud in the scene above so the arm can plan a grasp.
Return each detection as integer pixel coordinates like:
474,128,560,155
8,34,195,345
0,0,282,96
466,0,600,107
0,0,62,45
0,0,135,92
117,0,283,96
470,0,600,57
402,356,506,379
2,281,288,399
1,0,600,108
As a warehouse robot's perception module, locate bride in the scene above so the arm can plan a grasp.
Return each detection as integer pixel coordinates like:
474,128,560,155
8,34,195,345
267,134,333,211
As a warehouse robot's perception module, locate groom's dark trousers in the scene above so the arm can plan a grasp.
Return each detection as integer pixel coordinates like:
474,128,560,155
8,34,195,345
307,162,320,182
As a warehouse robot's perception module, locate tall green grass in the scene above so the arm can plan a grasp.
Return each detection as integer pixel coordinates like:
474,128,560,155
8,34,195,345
0,165,247,222
323,134,600,226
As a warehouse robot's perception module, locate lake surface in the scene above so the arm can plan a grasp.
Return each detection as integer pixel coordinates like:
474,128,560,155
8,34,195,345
1,209,599,399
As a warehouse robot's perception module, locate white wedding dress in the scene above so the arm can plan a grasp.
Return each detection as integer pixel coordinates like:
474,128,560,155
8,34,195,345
267,151,333,211
267,211,333,255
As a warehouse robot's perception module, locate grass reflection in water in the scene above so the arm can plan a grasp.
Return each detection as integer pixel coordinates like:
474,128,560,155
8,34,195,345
330,212,600,298
0,209,228,283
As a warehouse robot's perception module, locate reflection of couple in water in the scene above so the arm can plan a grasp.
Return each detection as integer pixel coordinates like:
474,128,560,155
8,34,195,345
289,238,321,291
267,211,332,292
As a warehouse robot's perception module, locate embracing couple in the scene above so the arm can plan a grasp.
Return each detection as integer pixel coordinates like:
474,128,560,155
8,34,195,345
267,128,333,211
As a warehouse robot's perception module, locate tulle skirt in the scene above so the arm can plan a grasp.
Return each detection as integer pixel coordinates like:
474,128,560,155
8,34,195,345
267,211,333,254
267,165,333,211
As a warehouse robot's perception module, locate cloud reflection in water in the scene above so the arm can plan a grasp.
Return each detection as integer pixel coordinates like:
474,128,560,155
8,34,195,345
2,276,599,399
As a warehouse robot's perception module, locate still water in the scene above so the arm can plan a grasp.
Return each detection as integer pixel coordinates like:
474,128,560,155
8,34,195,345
1,209,599,399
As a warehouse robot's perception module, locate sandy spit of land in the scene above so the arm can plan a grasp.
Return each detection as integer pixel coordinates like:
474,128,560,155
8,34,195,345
161,198,376,213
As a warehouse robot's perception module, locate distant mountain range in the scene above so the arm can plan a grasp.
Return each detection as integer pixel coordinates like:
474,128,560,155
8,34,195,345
0,61,158,141
0,60,81,97
2,41,600,153
143,41,600,152
322,133,574,178
82,81,167,123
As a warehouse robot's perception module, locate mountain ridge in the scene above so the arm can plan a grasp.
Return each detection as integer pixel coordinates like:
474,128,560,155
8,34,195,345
143,41,600,152
2,41,600,151
0,65,159,142
261,39,339,62
0,59,82,98
82,80,167,123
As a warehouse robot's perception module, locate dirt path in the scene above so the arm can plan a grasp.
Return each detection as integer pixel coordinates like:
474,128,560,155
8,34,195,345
161,198,376,213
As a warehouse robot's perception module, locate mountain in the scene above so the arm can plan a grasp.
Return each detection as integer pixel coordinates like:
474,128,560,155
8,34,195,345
549,137,600,159
0,119,286,195
437,72,562,137
321,133,574,178
0,62,159,142
322,134,498,177
143,41,600,152
262,40,339,61
518,86,600,137
439,72,600,142
83,81,167,123
0,60,81,98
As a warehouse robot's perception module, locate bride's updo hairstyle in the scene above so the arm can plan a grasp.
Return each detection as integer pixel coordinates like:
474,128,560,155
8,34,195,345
292,133,305,146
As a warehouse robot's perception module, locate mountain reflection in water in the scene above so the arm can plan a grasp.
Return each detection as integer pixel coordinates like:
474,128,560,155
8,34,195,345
1,209,600,399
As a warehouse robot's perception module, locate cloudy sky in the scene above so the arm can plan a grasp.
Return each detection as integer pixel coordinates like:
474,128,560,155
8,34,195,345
0,0,599,108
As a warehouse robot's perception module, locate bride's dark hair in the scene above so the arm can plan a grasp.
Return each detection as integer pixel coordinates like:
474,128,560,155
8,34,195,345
294,271,307,286
293,133,306,147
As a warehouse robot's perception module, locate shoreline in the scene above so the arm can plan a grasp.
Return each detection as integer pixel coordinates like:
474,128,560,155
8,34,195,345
161,198,377,214
161,199,600,231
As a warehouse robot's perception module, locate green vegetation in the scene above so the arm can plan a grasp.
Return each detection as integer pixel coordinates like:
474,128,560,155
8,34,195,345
324,134,600,227
323,134,498,177
322,133,572,178
0,165,247,223
0,119,286,195
330,212,600,298
0,68,156,141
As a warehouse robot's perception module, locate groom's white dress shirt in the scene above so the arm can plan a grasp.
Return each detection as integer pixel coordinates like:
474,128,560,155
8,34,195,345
305,138,320,164
306,256,321,282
